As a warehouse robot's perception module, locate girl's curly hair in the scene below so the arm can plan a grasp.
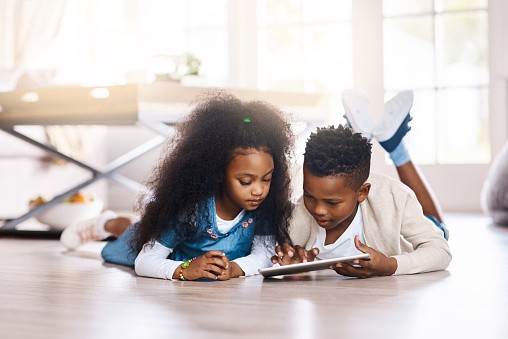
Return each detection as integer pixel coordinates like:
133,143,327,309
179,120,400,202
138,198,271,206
135,90,295,251
304,125,372,190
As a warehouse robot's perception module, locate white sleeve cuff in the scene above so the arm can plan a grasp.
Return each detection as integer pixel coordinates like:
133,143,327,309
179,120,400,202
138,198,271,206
134,241,182,280
233,235,275,276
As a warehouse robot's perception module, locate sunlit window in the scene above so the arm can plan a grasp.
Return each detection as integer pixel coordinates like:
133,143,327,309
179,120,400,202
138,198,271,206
44,0,229,86
383,0,489,164
257,0,353,93
127,0,229,83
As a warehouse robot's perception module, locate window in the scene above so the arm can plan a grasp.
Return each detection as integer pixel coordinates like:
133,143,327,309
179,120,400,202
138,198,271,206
19,0,230,87
383,0,489,164
119,0,229,83
255,0,490,165
257,0,353,93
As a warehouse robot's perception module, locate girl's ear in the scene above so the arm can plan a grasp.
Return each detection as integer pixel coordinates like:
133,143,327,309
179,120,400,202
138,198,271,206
357,182,371,203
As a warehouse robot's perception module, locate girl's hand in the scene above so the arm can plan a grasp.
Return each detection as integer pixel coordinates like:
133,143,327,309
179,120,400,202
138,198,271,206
175,250,228,281
331,235,397,278
271,243,319,265
216,257,245,281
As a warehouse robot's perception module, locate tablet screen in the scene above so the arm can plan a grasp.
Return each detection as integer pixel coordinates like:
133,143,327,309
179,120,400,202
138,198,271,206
258,253,370,278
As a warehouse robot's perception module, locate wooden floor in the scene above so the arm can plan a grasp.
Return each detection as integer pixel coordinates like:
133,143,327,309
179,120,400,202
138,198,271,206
1,213,507,339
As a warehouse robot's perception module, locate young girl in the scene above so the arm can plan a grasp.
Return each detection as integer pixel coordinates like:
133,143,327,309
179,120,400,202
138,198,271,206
60,91,294,281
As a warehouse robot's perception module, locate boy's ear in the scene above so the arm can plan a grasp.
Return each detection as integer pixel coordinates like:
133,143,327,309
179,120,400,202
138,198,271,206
357,182,371,203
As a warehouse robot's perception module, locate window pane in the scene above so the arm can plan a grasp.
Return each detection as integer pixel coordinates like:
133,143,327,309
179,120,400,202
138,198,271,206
258,27,304,91
187,0,227,28
384,16,435,89
187,29,229,81
390,88,490,165
144,0,186,29
436,11,488,87
302,0,351,22
436,0,487,12
436,87,489,164
383,0,433,16
402,89,438,164
138,0,187,73
257,0,353,93
304,23,352,92
138,0,229,84
258,0,303,27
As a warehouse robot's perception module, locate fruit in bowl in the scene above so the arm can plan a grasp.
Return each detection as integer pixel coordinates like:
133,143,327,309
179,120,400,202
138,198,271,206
29,192,104,230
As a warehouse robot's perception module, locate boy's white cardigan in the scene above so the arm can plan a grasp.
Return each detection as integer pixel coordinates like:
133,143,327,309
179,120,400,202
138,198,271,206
289,172,452,275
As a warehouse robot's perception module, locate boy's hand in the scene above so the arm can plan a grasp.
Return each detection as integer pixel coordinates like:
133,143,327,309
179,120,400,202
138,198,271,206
330,235,397,278
174,250,229,281
271,243,319,265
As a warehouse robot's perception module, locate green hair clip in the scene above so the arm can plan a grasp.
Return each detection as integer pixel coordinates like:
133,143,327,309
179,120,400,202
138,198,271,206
243,117,251,123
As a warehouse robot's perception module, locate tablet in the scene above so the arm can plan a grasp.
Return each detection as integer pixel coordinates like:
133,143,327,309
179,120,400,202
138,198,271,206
258,253,370,278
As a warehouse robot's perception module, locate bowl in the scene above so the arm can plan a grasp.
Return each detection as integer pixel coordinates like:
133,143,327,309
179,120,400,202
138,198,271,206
36,198,104,230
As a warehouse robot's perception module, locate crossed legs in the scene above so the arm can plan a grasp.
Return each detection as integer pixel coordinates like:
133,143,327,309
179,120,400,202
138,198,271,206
342,89,446,229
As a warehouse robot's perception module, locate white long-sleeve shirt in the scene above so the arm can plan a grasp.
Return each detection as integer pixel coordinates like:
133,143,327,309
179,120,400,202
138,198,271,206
134,210,275,279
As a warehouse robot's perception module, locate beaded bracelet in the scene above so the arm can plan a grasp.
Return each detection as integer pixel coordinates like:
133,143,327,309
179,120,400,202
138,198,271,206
178,268,186,281
178,258,196,281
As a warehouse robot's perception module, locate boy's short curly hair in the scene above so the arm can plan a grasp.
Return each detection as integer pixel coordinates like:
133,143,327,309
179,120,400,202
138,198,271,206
304,125,372,190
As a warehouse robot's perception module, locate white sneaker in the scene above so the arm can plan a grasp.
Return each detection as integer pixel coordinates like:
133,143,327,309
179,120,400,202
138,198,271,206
373,90,414,142
341,89,375,139
60,210,117,250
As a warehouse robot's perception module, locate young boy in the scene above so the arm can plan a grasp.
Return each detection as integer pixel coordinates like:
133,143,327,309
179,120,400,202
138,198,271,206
272,90,451,278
